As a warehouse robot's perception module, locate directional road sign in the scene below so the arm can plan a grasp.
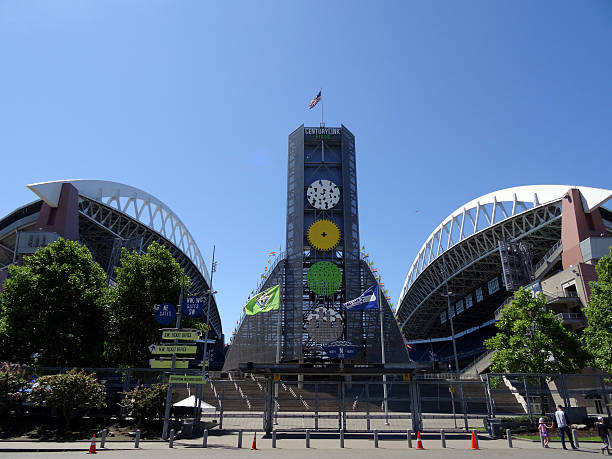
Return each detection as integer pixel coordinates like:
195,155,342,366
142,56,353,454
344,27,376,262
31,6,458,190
150,359,189,369
148,344,197,354
162,329,202,341
168,375,206,384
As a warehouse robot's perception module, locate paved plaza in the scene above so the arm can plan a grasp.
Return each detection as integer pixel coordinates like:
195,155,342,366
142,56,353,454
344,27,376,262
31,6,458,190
1,434,608,458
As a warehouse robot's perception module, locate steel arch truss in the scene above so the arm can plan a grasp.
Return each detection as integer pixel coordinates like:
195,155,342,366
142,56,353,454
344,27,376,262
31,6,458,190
78,197,222,338
397,201,562,339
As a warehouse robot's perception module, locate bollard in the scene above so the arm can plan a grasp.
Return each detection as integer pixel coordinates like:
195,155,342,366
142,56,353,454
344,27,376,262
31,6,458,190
134,429,141,449
340,429,344,448
572,429,579,448
440,429,446,448
100,429,107,449
374,429,379,448
506,429,513,448
238,429,243,448
169,429,175,448
202,429,208,448
272,430,277,448
306,429,310,448
407,429,412,448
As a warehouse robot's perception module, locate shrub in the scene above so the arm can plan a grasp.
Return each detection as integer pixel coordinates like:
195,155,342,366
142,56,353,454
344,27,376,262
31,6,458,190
120,384,168,427
0,363,29,415
29,369,106,428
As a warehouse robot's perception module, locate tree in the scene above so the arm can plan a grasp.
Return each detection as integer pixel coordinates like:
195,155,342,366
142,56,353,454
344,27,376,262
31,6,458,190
485,288,588,373
583,247,612,373
0,363,29,415
29,369,106,428
105,242,191,367
0,239,108,366
119,383,168,427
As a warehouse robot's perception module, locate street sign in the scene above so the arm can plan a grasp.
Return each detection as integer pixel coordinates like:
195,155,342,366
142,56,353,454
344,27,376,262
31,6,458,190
168,375,206,384
182,296,204,317
402,373,411,382
154,303,176,325
148,344,197,354
162,329,202,341
150,359,189,369
273,373,281,381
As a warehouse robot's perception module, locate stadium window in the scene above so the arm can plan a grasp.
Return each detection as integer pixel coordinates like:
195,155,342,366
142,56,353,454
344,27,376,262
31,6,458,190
476,288,483,302
440,311,447,324
455,299,464,314
465,295,473,309
488,277,500,295
448,304,455,319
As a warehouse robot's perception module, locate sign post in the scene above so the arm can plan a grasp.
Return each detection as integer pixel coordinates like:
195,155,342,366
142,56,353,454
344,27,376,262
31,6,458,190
161,273,185,441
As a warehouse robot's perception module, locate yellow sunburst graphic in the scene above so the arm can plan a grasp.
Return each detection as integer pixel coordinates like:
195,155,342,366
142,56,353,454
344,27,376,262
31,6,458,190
307,219,341,251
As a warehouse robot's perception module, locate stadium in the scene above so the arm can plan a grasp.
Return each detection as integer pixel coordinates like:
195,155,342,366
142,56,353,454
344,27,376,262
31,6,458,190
0,179,224,366
396,185,612,373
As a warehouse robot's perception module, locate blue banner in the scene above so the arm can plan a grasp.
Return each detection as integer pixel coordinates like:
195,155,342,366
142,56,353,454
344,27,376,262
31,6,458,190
343,284,378,311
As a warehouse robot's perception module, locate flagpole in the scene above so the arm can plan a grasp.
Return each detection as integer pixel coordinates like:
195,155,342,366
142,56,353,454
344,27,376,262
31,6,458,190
273,275,283,425
320,87,324,127
377,281,390,425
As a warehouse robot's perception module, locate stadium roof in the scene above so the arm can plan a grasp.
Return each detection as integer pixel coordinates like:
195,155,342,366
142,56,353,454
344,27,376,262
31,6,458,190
27,179,210,283
396,185,612,339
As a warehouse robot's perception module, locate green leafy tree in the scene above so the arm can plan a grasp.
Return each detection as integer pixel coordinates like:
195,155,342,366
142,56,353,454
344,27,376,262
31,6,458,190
0,363,29,415
119,383,168,427
583,247,612,373
485,288,588,373
0,239,108,366
105,242,191,367
29,369,106,428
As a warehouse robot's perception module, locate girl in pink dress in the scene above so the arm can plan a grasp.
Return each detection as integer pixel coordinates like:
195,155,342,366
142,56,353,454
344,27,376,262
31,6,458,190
539,417,553,447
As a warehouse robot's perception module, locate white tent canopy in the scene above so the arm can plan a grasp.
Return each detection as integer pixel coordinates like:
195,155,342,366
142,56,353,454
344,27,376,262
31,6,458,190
173,395,216,413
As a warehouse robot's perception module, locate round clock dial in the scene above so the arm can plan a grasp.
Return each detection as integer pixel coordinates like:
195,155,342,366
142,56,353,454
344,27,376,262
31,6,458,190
307,219,341,251
307,179,340,210
307,261,342,296
306,307,343,344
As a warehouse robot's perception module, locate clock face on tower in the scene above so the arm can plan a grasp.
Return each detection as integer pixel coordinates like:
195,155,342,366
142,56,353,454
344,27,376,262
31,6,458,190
307,179,340,210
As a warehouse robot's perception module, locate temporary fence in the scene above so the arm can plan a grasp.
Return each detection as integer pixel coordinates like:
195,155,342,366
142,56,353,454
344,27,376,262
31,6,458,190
18,367,612,433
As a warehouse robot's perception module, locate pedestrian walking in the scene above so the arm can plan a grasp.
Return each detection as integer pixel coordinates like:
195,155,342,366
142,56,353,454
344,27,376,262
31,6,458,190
554,405,577,450
596,416,610,455
539,417,553,448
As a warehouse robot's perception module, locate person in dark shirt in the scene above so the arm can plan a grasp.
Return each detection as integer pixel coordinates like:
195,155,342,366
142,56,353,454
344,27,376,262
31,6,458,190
597,416,610,455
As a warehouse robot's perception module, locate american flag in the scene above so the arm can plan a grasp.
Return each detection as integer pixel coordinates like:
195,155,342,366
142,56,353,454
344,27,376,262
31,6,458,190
309,90,321,109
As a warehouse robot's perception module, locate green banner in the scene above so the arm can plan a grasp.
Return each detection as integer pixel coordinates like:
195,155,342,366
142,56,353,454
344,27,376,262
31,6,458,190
169,375,206,384
244,284,280,315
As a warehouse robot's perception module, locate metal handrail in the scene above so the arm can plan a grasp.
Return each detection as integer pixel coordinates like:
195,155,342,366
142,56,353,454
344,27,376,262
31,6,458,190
534,240,562,272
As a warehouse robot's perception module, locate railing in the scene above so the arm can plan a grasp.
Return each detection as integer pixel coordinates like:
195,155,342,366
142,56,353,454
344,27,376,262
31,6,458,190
555,312,586,322
534,240,563,273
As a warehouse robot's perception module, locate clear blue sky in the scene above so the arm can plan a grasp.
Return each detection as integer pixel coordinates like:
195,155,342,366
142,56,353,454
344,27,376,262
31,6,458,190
1,1,611,340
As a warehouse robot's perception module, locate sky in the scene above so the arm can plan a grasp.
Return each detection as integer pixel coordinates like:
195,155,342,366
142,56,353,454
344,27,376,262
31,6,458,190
1,1,611,340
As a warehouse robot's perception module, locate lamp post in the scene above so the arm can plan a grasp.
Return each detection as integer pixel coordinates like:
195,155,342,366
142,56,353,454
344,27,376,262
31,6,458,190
440,257,468,430
194,247,217,424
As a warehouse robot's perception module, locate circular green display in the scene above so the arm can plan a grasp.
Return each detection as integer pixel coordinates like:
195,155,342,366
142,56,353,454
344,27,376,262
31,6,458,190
307,261,342,296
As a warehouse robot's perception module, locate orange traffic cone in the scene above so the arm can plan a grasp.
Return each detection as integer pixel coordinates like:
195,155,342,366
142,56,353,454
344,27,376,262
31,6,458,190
416,431,425,450
470,431,479,450
251,431,257,450
87,434,97,454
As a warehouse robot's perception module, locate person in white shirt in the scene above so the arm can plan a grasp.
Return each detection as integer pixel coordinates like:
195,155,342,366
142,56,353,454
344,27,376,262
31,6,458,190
554,405,577,450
